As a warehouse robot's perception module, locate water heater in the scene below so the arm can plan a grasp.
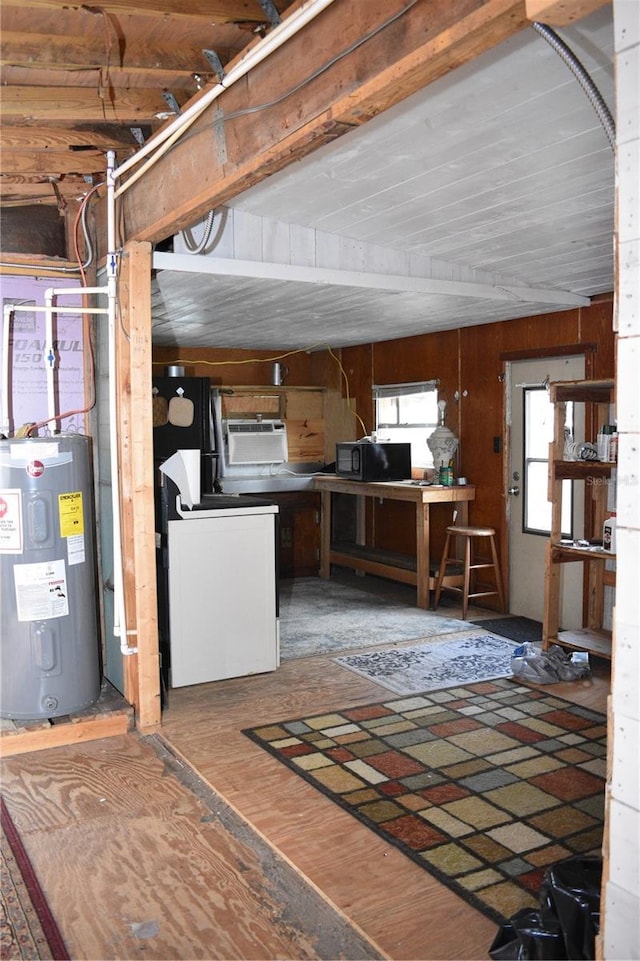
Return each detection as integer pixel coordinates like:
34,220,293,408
0,434,101,719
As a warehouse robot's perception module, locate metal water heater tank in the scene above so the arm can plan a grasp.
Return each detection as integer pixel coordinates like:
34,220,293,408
0,434,101,719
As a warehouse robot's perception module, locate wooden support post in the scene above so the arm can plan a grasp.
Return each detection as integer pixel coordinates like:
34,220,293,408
117,241,161,731
319,488,331,580
543,540,561,645
416,502,430,610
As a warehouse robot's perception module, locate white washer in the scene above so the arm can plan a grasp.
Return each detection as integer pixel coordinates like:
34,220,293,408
167,498,279,687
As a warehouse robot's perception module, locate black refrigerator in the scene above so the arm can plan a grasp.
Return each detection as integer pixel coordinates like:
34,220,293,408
152,374,215,494
152,373,215,698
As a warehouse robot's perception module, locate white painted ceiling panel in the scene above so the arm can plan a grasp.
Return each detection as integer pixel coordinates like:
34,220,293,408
151,7,615,350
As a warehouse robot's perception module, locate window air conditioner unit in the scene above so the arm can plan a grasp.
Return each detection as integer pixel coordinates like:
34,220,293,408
225,420,288,465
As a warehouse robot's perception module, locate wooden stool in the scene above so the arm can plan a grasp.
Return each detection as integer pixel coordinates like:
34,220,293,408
433,525,506,619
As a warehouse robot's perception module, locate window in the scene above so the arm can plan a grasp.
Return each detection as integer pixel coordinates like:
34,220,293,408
523,386,573,536
373,381,439,469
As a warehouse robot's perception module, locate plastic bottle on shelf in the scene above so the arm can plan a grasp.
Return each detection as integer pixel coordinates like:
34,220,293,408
439,465,454,486
597,427,609,461
597,424,617,462
603,512,617,553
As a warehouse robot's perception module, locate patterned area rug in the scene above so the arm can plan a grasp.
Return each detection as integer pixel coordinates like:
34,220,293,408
244,679,606,926
279,577,471,659
0,796,69,960
333,631,517,694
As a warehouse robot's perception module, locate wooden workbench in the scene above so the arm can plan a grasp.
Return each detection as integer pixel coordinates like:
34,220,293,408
314,475,475,609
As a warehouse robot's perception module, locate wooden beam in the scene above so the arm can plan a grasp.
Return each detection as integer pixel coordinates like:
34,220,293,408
525,0,610,27
0,31,217,76
116,0,531,245
0,682,133,757
0,0,272,23
1,151,108,176
0,255,80,275
115,248,139,713
0,125,147,151
153,250,591,308
0,712,131,757
0,176,91,205
118,241,162,732
0,86,187,123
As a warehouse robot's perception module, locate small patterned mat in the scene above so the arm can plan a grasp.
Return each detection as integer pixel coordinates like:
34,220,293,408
244,679,606,925
333,631,516,694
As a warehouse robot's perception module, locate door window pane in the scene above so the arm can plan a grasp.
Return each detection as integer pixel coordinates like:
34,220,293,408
523,387,572,537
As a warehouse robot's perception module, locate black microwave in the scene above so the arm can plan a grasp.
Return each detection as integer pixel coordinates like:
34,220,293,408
335,442,411,481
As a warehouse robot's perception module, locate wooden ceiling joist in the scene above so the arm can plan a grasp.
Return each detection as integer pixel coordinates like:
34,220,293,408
0,32,218,83
0,178,90,204
0,86,189,124
1,152,108,176
0,0,275,24
1,126,148,151
525,0,609,26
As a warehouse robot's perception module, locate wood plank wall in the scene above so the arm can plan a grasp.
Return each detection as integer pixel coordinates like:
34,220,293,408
344,295,615,595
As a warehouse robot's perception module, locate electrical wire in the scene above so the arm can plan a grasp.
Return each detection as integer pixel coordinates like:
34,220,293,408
153,340,369,436
152,342,328,368
128,0,419,180
215,0,419,124
73,187,99,283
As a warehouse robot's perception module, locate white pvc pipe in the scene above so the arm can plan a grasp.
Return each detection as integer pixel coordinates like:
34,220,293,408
114,0,337,196
45,287,109,296
44,286,108,432
103,151,136,655
44,295,56,431
43,259,135,657
2,302,109,437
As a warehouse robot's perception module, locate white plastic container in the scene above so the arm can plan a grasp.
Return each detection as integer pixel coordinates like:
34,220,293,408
603,512,616,553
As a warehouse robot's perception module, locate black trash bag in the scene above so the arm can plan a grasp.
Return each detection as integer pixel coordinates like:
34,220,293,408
490,907,565,960
489,856,602,961
540,856,602,960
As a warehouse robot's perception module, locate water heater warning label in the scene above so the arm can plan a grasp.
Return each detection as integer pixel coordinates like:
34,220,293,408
13,559,69,621
0,489,23,553
58,491,84,537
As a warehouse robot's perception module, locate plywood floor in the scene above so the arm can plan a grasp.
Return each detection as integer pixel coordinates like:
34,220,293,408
0,576,610,960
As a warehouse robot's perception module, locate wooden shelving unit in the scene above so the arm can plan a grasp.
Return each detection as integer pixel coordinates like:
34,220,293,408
542,379,616,660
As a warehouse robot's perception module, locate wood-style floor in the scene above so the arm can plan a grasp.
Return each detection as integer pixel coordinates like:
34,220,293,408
0,576,610,961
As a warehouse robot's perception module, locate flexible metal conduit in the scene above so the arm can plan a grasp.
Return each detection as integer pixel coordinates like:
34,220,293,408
532,21,616,152
181,209,216,254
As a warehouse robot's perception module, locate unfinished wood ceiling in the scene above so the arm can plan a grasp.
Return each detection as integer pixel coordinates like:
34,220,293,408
0,0,294,207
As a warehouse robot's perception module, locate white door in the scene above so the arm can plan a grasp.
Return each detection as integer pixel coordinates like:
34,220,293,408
507,355,585,625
